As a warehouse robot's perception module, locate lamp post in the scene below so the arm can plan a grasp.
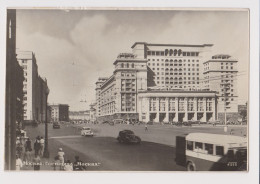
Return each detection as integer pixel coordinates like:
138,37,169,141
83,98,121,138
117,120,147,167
43,85,50,158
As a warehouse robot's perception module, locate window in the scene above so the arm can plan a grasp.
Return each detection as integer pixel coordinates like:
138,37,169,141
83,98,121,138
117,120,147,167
195,142,203,149
216,146,224,156
187,141,194,151
205,143,213,155
132,63,134,68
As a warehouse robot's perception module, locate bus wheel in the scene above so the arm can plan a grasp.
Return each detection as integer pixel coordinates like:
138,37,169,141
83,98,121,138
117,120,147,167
187,162,196,171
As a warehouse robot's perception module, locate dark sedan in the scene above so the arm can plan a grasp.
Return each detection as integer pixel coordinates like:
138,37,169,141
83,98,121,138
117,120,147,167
117,130,141,144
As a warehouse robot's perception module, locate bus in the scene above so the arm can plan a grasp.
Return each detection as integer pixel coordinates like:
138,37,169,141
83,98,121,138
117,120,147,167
175,133,247,171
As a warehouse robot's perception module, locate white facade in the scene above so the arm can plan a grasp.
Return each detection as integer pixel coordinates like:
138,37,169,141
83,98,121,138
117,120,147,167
137,91,217,123
131,42,213,90
17,51,38,121
203,55,238,113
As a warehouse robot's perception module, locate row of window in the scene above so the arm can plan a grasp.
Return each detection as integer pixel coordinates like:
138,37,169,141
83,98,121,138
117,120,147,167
147,50,200,57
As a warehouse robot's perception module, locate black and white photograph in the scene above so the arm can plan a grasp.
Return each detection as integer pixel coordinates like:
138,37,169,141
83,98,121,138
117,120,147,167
4,7,251,172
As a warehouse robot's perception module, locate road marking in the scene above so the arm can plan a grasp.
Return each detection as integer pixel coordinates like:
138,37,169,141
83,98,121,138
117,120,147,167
49,135,82,139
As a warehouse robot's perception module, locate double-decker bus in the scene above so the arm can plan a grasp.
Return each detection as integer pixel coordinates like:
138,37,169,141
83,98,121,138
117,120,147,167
175,133,247,171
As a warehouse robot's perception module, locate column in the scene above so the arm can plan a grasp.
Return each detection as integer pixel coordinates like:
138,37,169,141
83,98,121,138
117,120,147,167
164,98,169,122
183,97,188,121
212,97,216,121
154,98,160,122
173,97,178,122
201,97,207,122
194,98,198,121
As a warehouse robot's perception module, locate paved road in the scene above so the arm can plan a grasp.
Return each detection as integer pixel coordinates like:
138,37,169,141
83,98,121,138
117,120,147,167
23,123,246,171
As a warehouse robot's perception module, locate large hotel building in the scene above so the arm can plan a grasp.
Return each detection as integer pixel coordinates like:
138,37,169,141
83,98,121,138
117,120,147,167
95,42,239,123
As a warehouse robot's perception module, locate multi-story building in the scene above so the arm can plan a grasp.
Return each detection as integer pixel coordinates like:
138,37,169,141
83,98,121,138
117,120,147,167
69,110,90,120
95,77,108,117
131,42,213,90
17,51,49,122
96,53,147,122
138,90,217,122
203,54,238,122
89,103,97,122
50,104,69,122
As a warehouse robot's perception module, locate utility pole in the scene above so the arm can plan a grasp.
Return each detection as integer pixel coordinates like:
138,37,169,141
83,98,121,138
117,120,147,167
43,84,50,158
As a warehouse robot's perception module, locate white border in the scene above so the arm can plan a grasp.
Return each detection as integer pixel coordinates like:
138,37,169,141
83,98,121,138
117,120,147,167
0,1,259,184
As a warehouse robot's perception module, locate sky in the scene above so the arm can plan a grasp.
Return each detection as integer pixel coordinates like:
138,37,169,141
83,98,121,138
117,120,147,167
16,9,249,111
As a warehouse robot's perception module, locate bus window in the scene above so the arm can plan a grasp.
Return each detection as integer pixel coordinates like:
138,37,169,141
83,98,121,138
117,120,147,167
187,141,194,150
216,146,224,156
195,142,203,149
205,143,213,155
227,150,235,159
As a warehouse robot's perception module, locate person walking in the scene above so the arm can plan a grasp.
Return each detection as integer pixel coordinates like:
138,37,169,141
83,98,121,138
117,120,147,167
24,148,32,163
39,136,45,157
25,138,32,152
34,138,40,157
16,155,23,171
57,148,65,164
145,124,148,131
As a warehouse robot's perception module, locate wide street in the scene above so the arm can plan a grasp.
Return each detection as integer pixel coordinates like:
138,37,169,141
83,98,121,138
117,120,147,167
24,123,247,171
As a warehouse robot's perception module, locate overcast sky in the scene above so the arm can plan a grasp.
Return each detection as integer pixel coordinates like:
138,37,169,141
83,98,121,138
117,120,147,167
16,9,249,111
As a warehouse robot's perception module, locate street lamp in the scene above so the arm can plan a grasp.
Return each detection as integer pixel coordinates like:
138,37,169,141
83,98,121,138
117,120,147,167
43,85,50,158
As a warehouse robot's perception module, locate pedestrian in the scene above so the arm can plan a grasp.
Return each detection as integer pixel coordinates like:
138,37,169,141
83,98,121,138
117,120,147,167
145,124,148,131
25,138,32,152
24,148,32,163
57,148,65,164
39,136,45,157
16,155,23,171
53,155,61,171
73,156,85,171
230,129,234,135
32,155,41,171
64,160,73,171
34,138,40,157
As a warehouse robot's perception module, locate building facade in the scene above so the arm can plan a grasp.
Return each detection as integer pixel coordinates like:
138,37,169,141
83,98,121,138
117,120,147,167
203,54,238,122
95,77,108,117
96,53,147,122
50,104,69,122
17,51,49,122
69,110,90,120
138,90,217,123
5,9,24,170
131,42,213,90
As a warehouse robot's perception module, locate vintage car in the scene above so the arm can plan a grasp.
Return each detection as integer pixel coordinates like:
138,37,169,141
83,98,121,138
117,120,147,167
81,127,94,136
117,130,141,144
53,122,61,129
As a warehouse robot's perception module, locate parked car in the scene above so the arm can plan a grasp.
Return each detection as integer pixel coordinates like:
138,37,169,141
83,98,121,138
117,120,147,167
81,127,94,136
113,119,125,124
53,122,61,129
117,130,141,144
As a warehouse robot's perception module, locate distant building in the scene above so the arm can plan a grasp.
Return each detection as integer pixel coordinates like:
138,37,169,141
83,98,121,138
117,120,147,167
96,52,147,122
203,54,238,122
17,51,49,122
50,104,69,122
89,103,97,122
69,110,90,120
95,77,108,117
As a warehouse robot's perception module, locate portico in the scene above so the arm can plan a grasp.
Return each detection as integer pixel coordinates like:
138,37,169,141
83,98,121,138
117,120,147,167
137,90,217,123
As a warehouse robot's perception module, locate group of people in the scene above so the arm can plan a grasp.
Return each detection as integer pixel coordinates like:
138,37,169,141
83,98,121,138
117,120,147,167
16,135,45,171
53,150,86,171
